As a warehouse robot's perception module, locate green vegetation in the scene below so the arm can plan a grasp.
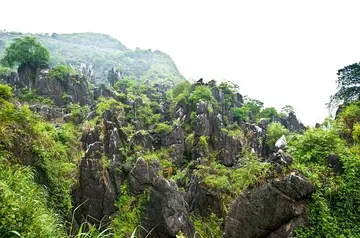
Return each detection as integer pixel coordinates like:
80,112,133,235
287,112,360,237
111,184,151,237
194,153,270,203
0,65,11,76
0,84,82,236
330,62,360,106
188,85,215,106
266,122,289,150
0,159,65,237
0,83,12,100
154,122,173,134
260,107,279,119
19,88,54,105
0,36,50,72
49,64,76,81
67,103,90,123
192,214,223,238
0,32,185,84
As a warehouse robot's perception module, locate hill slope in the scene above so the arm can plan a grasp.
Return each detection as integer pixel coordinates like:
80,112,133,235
0,31,185,84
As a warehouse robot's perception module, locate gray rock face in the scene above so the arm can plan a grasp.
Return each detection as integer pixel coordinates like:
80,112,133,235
268,149,293,173
129,158,160,195
185,176,224,217
193,101,211,159
217,132,242,166
152,125,185,167
272,113,305,132
130,131,154,151
243,123,268,157
142,177,195,238
225,173,315,238
3,69,92,107
108,68,122,86
327,154,344,174
72,110,125,226
129,158,195,238
94,84,120,100
29,104,65,121
35,69,92,106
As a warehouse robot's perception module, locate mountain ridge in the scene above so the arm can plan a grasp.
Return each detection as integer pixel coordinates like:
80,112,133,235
0,31,185,85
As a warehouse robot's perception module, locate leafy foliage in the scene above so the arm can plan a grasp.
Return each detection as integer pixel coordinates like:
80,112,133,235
189,85,216,105
154,122,173,134
266,122,289,150
0,83,12,100
192,214,223,238
49,64,76,81
330,62,360,106
288,119,360,237
0,159,65,237
0,36,50,72
260,107,279,119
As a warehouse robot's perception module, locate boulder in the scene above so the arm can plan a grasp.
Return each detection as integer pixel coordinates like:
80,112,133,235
129,158,195,238
185,176,224,217
225,173,315,238
275,135,287,150
130,131,154,151
327,154,344,174
142,177,195,238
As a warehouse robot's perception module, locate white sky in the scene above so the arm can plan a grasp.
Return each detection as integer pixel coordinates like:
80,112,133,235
1,0,360,125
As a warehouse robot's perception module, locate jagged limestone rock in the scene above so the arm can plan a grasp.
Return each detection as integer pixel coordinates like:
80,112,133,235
225,173,315,238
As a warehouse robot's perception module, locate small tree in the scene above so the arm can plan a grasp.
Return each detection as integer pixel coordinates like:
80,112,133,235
0,36,50,73
281,105,295,116
329,63,360,106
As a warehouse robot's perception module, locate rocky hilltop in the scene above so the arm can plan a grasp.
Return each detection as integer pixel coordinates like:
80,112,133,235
0,35,359,238
0,31,185,85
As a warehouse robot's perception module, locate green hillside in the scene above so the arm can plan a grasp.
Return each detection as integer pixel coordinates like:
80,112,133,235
0,31,185,85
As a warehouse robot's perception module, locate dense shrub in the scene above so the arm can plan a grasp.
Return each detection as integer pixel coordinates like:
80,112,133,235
266,122,289,150
154,122,173,133
49,64,76,81
288,120,360,237
0,159,65,237
0,84,12,100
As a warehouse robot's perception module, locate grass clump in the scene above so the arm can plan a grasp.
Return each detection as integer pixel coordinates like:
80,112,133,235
111,184,151,237
0,158,65,237
154,122,173,134
192,213,223,238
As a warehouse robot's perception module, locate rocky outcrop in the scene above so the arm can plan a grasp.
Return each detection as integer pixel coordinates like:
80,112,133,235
152,125,185,167
129,158,195,238
193,101,211,159
34,69,92,106
72,110,125,225
327,154,344,174
225,173,315,238
243,123,268,157
108,68,122,86
94,84,120,101
29,104,65,121
3,69,92,107
185,176,224,217
272,113,305,132
130,131,154,152
267,149,293,173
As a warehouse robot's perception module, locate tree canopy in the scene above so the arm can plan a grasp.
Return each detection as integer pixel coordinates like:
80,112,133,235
0,36,50,72
330,63,360,106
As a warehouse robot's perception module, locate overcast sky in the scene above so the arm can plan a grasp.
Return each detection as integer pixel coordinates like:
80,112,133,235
1,0,360,125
